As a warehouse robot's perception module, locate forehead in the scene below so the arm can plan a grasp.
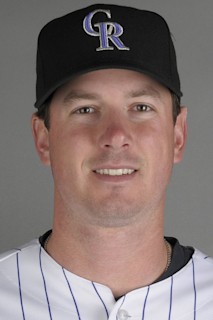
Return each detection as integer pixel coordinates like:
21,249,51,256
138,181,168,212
52,68,171,102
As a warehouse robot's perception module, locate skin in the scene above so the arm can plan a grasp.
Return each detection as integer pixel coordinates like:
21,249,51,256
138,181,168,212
32,69,187,297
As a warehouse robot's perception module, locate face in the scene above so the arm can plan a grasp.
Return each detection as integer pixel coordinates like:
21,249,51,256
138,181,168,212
32,69,187,228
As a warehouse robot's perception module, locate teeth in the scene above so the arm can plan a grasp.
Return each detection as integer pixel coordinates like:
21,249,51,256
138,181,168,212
95,169,135,176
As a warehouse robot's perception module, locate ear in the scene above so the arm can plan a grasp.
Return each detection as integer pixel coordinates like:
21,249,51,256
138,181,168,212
173,107,187,164
31,115,50,166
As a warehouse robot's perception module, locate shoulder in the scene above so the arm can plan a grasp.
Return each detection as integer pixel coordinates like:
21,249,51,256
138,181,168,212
192,248,213,268
173,248,213,307
0,239,41,273
190,248,213,284
0,239,40,259
175,248,213,283
175,249,213,315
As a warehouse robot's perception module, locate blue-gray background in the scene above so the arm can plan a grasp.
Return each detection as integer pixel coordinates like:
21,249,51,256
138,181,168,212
0,0,213,255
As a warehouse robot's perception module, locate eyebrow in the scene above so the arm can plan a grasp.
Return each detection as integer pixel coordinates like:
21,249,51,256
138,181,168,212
63,86,161,105
63,91,100,104
127,87,161,99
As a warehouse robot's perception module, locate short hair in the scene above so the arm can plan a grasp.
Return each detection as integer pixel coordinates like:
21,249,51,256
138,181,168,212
35,94,53,130
35,91,181,130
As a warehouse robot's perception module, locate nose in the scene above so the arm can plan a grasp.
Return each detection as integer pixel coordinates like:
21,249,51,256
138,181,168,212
98,119,132,151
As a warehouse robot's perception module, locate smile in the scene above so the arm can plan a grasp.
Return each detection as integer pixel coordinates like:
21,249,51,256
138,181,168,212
95,169,136,176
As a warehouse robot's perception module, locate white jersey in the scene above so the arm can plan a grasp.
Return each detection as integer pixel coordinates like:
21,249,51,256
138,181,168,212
0,239,213,319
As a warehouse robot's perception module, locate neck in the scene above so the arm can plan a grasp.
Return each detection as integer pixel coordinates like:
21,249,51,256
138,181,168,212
46,212,168,298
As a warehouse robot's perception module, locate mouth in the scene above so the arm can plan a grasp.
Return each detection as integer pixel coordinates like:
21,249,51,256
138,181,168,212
94,169,136,176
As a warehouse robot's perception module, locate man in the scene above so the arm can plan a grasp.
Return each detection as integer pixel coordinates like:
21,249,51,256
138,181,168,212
0,3,212,319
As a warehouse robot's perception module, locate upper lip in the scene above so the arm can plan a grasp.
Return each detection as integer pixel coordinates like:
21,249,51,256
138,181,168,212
93,165,138,171
94,168,137,176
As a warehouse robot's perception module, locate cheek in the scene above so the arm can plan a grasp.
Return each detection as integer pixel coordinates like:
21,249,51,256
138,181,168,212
48,125,93,176
138,123,175,171
138,121,174,150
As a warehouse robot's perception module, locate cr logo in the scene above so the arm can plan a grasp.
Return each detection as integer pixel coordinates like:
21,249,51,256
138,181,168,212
83,9,130,51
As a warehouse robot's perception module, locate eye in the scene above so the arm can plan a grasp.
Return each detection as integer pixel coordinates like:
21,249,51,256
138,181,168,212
75,106,95,114
134,104,152,112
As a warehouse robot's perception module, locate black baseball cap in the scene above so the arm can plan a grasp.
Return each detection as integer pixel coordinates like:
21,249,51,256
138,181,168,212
35,3,182,109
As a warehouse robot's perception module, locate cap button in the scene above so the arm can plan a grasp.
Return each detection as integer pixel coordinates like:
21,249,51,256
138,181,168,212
117,309,130,320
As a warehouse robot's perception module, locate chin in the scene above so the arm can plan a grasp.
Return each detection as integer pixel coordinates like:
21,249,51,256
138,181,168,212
85,200,145,228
